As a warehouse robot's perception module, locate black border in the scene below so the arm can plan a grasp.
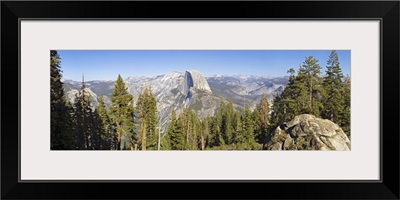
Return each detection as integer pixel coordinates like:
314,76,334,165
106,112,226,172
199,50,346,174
2,1,399,199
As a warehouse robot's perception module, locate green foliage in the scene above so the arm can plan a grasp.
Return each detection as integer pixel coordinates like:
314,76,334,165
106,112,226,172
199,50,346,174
160,132,172,150
241,105,257,147
199,117,210,150
166,109,185,150
270,68,304,128
176,108,200,150
137,86,159,150
209,101,225,147
223,101,235,144
297,56,324,116
164,98,264,150
269,51,351,148
271,55,333,126
341,76,351,137
110,74,135,150
205,100,260,150
254,95,270,143
232,111,243,144
71,77,106,150
52,50,350,151
321,50,345,124
294,137,314,150
96,94,113,149
50,50,75,150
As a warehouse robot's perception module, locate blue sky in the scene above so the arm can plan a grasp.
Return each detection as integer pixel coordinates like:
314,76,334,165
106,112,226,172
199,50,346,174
57,50,350,81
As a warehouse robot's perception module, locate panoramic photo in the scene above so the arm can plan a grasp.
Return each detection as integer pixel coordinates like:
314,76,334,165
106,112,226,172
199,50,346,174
51,50,351,151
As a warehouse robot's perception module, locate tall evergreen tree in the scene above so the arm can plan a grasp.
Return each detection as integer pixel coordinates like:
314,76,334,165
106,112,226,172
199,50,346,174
222,101,234,145
87,107,103,150
72,75,98,149
96,94,113,150
166,109,185,150
270,68,303,127
137,86,159,150
209,101,225,147
242,104,257,148
190,110,199,150
232,111,243,144
73,90,85,150
200,117,210,150
296,56,324,116
322,50,345,124
341,75,351,136
110,74,135,150
255,95,270,143
180,107,191,150
160,132,172,150
50,50,75,150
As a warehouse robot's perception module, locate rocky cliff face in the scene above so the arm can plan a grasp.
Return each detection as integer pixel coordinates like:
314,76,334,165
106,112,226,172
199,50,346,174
264,114,351,150
66,87,99,110
124,72,186,132
183,70,212,97
125,70,215,133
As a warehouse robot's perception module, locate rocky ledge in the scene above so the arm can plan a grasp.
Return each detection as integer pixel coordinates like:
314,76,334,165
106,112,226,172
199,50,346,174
264,114,351,151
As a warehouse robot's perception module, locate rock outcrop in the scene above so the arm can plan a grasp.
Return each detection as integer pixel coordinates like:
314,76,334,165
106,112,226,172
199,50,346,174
125,70,215,134
264,114,351,150
66,87,99,109
183,70,212,98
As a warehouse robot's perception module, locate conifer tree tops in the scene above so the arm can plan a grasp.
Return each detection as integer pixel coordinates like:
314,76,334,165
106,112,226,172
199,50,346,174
110,74,135,150
50,50,75,150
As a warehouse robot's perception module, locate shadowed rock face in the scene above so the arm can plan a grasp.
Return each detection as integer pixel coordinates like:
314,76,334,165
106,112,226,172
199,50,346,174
183,70,212,97
264,114,351,151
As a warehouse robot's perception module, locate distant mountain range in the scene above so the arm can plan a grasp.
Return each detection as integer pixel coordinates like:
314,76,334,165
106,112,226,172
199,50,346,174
62,71,288,134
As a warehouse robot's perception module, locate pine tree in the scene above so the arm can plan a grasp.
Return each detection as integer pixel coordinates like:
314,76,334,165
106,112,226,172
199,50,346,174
255,94,270,144
160,131,172,150
72,76,97,149
232,110,243,144
190,110,199,150
322,50,345,124
222,101,234,145
297,56,324,116
146,90,158,149
180,107,191,150
200,117,210,150
137,86,159,150
110,74,135,150
270,68,302,127
242,104,256,148
87,107,103,150
50,50,75,150
209,101,225,147
253,108,262,142
96,94,112,150
166,109,185,150
73,91,85,150
341,75,351,137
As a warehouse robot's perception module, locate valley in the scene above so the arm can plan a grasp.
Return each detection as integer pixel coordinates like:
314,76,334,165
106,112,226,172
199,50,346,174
62,70,288,135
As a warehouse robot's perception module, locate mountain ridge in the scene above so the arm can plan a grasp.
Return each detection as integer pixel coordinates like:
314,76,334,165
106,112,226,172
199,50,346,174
62,70,288,135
